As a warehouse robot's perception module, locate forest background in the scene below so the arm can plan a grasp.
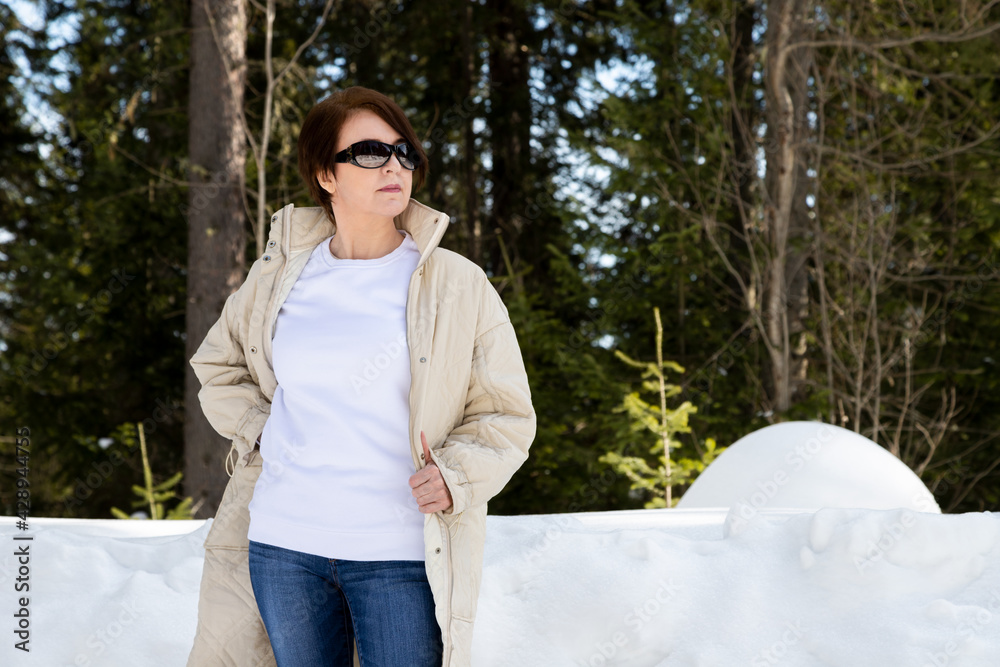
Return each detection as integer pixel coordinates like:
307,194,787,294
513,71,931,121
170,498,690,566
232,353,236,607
1,0,998,521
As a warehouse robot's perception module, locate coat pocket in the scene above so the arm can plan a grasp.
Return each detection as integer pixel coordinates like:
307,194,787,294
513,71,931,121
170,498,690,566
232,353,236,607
242,446,263,468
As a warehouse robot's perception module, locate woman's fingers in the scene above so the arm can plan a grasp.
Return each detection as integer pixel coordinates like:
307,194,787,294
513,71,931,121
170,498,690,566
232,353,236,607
409,430,453,512
409,461,453,512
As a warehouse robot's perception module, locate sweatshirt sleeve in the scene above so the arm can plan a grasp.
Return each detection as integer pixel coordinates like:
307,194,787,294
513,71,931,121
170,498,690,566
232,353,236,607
429,274,536,516
188,262,271,465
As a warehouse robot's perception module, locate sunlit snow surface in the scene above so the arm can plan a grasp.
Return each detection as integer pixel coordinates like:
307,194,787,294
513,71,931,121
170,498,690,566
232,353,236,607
3,507,1000,666
475,508,1000,666
677,422,941,514
0,518,207,666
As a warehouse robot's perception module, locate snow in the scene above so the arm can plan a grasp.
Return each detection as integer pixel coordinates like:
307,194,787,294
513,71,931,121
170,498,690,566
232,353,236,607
677,422,942,514
475,508,1000,666
0,421,991,665
1,519,208,667
3,505,1000,666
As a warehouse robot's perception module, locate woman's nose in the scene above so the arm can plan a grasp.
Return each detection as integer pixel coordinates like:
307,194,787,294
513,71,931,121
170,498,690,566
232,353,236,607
383,152,402,172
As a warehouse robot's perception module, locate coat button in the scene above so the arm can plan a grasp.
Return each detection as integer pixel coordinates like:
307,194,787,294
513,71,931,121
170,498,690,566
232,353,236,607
271,214,277,222
435,547,441,554
249,346,257,354
419,357,426,363
263,255,271,262
267,240,275,248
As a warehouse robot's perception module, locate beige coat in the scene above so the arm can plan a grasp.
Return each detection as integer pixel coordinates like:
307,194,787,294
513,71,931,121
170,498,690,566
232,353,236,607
186,199,536,666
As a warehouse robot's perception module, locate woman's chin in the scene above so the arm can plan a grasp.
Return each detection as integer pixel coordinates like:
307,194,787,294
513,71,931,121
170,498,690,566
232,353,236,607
381,198,410,218
337,197,410,222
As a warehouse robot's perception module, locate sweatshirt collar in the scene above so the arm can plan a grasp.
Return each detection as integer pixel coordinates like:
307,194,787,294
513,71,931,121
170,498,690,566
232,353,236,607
277,198,450,269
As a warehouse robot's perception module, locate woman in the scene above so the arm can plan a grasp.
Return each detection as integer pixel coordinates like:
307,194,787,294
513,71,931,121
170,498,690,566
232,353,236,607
186,86,536,667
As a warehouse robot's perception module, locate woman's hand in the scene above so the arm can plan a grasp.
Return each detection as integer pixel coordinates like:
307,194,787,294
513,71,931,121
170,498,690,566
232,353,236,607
409,431,454,514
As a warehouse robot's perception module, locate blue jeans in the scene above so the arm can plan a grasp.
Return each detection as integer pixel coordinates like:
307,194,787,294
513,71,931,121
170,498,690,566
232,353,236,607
248,539,443,667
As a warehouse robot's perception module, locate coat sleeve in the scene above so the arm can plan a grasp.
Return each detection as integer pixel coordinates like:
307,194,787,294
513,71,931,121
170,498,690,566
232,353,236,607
429,274,536,516
188,262,271,465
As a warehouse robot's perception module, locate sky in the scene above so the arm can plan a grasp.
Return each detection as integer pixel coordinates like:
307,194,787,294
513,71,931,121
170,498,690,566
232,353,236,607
8,0,78,138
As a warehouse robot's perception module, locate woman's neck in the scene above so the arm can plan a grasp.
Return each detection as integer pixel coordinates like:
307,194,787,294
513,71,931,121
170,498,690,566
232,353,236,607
329,222,403,260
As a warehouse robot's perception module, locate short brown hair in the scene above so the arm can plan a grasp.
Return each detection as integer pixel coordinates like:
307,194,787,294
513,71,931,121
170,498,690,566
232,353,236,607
297,86,429,224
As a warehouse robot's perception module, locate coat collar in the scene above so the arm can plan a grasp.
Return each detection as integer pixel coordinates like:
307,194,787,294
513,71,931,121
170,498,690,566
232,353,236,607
277,198,450,269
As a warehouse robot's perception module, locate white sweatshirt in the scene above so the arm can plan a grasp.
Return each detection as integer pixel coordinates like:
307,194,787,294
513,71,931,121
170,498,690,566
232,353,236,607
247,229,426,561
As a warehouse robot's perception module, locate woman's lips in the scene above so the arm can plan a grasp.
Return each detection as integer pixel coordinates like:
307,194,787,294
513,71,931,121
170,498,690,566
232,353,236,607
379,185,401,192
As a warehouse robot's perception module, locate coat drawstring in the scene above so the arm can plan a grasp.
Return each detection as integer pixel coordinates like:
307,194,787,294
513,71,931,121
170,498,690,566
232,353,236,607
224,441,237,478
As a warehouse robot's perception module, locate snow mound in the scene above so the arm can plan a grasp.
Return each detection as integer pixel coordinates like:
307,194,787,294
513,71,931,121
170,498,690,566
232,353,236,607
677,421,940,514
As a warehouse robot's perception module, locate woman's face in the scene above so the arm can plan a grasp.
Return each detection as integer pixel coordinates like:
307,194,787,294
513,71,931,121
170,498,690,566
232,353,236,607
318,110,413,223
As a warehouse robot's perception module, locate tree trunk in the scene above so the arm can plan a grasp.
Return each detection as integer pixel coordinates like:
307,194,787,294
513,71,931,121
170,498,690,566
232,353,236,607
728,0,758,304
485,0,532,278
184,0,247,519
762,0,814,413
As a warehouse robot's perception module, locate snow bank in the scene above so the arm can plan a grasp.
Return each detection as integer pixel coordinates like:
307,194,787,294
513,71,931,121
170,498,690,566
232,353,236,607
1,518,208,666
3,507,999,666
677,422,941,513
475,508,1000,666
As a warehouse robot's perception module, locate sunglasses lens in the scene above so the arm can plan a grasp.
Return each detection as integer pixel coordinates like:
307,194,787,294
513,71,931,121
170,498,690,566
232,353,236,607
396,143,418,170
353,141,392,168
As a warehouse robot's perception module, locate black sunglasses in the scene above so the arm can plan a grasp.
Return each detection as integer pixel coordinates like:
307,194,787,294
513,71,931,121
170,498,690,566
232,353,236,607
333,140,421,170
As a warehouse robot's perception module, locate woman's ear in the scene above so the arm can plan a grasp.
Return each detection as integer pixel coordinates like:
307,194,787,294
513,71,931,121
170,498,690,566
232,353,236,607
317,169,337,197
